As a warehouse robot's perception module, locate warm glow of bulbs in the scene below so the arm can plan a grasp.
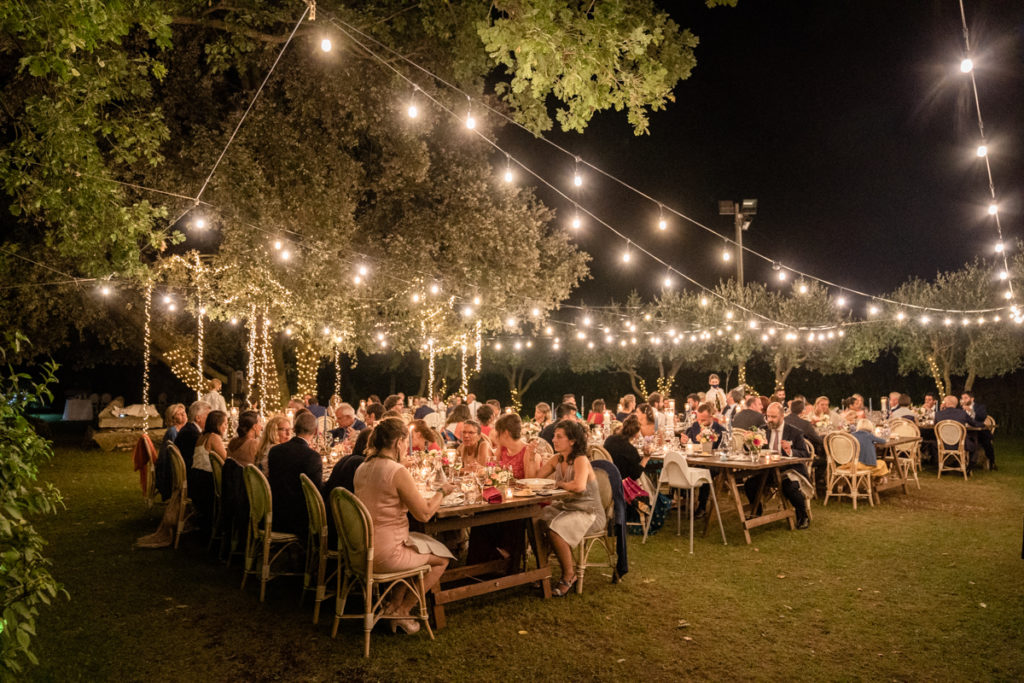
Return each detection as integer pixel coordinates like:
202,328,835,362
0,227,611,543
506,317,516,327
868,305,878,316
778,270,787,281
700,297,708,307
722,249,731,262
995,241,1004,253
999,270,1008,280
544,326,553,335
273,240,282,250
573,174,582,187
725,311,734,320
280,249,291,260
622,250,631,263
504,169,513,183
798,284,808,294
320,38,332,52
960,57,973,73
100,285,110,296
976,144,987,157
429,284,439,294
412,293,420,303
193,217,206,229
407,104,418,118
582,316,591,326
465,115,476,129
463,306,474,317
571,215,581,229
663,276,672,288
989,203,999,216
837,296,846,307
658,218,667,231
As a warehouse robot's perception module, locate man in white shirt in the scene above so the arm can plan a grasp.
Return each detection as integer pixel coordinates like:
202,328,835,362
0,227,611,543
465,392,480,420
705,374,727,414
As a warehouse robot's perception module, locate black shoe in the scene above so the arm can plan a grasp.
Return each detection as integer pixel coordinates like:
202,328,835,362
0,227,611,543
693,506,707,518
797,516,810,530
990,464,998,471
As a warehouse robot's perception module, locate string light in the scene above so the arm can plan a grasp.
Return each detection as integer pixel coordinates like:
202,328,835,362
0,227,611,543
994,241,1004,253
193,216,207,229
504,155,514,183
474,320,482,373
334,343,342,398
141,284,152,431
320,38,332,52
622,242,631,263
465,98,476,129
999,270,1008,280
571,210,582,229
247,304,257,400
988,203,998,216
99,285,111,296
281,249,291,261
722,246,731,262
407,102,419,118
976,144,987,157
960,57,973,73
658,205,667,231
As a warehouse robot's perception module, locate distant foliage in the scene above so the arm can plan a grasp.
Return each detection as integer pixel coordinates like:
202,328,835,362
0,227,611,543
0,332,65,678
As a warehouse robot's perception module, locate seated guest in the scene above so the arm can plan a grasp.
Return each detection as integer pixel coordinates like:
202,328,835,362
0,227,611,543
682,403,726,516
354,418,454,634
494,413,540,479
156,403,187,500
730,395,766,431
362,402,384,430
634,403,657,437
174,400,212,470
849,393,866,419
255,415,291,473
850,418,889,476
616,394,636,422
443,404,471,442
226,410,262,466
533,402,553,430
885,391,902,420
960,391,995,470
267,411,323,536
476,404,496,442
456,419,493,470
536,420,606,596
889,393,915,421
485,399,502,416
562,393,581,419
919,393,938,423
192,410,228,525
812,395,832,420
382,394,404,412
604,415,649,483
744,402,812,529
329,402,365,442
587,399,607,426
305,394,327,419
540,402,578,446
413,396,434,420
287,396,307,413
784,399,824,455
934,395,984,472
409,419,442,453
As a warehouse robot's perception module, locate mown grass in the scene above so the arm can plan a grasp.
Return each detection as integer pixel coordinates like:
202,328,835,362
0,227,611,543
29,441,1024,682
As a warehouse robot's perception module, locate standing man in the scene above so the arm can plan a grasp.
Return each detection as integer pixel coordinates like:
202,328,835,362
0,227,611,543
705,374,727,415
465,393,481,420
960,391,996,470
745,402,811,529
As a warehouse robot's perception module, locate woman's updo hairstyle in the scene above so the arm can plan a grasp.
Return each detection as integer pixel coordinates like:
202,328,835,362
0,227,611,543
366,417,408,457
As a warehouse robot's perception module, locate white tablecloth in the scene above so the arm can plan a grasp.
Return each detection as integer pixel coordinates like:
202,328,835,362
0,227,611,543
63,399,94,421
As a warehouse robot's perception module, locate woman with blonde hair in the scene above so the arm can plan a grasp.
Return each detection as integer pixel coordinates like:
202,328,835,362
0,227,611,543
201,378,228,414
255,415,292,473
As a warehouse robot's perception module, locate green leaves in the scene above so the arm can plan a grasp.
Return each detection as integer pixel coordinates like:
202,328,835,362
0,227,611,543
0,337,64,677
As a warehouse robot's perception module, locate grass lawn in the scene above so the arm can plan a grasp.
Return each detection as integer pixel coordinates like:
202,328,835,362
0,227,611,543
28,440,1024,682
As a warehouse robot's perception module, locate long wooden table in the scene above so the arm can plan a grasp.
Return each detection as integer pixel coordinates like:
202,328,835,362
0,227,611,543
684,453,812,545
416,490,568,629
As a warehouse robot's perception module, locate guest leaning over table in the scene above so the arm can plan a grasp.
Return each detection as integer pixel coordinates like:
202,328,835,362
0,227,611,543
536,419,606,597
354,418,455,635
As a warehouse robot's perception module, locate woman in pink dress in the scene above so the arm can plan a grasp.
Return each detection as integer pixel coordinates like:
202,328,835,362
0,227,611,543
354,418,455,634
493,413,539,479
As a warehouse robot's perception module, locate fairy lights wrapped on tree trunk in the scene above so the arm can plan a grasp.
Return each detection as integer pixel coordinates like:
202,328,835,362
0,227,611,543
141,283,152,431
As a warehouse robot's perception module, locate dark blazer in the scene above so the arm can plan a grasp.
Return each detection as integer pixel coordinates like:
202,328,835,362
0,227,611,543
329,419,365,442
730,409,766,431
785,413,824,454
173,422,201,470
765,423,810,478
602,433,644,481
539,422,557,447
934,407,983,449
591,459,629,579
267,436,323,535
413,405,434,420
684,421,726,448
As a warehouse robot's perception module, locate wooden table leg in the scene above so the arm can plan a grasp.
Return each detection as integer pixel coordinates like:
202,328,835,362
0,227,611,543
724,470,751,545
431,591,447,630
773,468,796,530
528,517,552,599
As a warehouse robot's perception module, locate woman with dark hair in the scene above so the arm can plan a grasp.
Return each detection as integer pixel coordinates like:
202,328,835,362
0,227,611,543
191,410,227,525
226,410,261,466
475,404,496,439
443,403,471,442
494,413,539,479
603,415,648,481
586,399,606,426
456,419,493,470
354,417,455,634
635,403,657,437
536,419,605,596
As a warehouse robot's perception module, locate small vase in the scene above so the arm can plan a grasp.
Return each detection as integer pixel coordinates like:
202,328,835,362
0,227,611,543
701,441,713,453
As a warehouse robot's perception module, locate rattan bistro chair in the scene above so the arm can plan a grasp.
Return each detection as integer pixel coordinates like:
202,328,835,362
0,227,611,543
823,432,874,509
300,474,338,624
889,419,921,489
240,465,303,602
935,420,969,480
587,444,613,463
208,452,225,552
573,467,617,594
329,487,433,657
165,443,194,550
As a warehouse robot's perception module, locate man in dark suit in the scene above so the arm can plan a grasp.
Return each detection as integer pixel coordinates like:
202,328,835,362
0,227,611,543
744,402,812,529
683,403,727,517
730,395,766,431
328,402,365,442
413,397,434,420
784,398,824,455
267,411,323,535
935,395,985,473
540,402,578,446
960,391,996,470
173,399,211,470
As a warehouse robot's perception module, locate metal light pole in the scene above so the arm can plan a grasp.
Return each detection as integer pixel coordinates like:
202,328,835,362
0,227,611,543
718,199,758,285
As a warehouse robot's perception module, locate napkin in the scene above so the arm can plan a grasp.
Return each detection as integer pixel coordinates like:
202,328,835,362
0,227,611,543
482,486,503,504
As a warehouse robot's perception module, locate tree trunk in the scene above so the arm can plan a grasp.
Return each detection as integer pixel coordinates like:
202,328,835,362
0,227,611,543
774,361,794,392
416,355,428,396
273,334,290,406
519,368,545,398
964,368,976,393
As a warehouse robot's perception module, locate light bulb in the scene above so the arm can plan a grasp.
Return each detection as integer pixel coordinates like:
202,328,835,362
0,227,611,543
281,249,291,261
531,307,540,317
837,296,846,307
868,305,878,315
407,104,418,118
571,215,581,229
380,340,388,348
323,326,331,335
999,270,1008,280
798,283,808,294
411,293,420,303
513,341,522,351
199,306,206,315
494,342,502,350
644,313,651,321
976,144,987,157
989,203,999,216
168,303,176,311
463,306,473,317
320,38,332,52
573,174,582,187
778,270,787,281
920,315,929,324
465,115,476,129
722,249,731,262
725,311,734,320
429,284,439,294
231,318,238,325
358,265,368,276
506,317,516,327
658,218,667,231
162,295,171,304
353,275,362,284
100,285,110,296
960,57,973,73
544,326,553,335
273,240,282,250
622,250,631,263
504,169,513,183
553,343,560,350
700,297,708,307
582,316,591,326
285,327,293,336
526,340,533,348
943,318,952,326
663,276,672,288
193,217,206,229
768,327,776,336
577,331,586,340
1004,290,1013,300
995,241,1004,253
962,317,970,326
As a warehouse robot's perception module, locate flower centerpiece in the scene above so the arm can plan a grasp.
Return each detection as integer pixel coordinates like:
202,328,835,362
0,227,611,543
522,422,541,439
742,428,767,454
811,413,832,432
481,462,515,488
696,426,718,452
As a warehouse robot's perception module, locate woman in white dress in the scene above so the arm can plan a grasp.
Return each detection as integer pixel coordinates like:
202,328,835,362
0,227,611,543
201,378,228,415
536,419,605,597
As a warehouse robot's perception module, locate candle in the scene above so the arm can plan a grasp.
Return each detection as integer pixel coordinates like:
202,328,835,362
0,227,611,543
504,486,514,500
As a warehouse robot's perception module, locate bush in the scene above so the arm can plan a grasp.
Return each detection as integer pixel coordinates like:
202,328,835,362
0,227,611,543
0,333,65,678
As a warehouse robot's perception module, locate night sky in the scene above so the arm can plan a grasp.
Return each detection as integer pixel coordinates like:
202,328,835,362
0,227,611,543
500,0,1024,308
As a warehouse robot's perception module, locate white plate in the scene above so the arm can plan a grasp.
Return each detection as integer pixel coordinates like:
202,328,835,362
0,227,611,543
518,478,556,490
